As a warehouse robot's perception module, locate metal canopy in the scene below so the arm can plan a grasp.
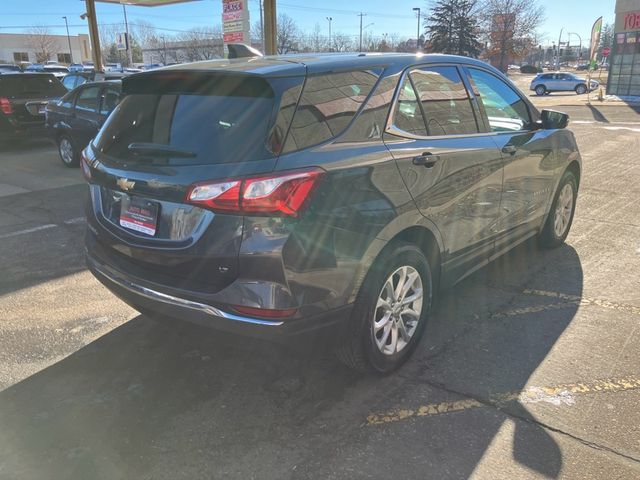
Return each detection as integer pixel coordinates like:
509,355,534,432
85,0,276,71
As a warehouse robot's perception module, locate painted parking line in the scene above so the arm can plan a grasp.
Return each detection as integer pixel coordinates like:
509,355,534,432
490,289,640,318
367,376,640,426
0,217,85,240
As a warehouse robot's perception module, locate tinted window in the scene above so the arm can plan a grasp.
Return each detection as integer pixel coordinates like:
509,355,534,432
540,74,553,80
60,90,76,109
410,66,478,136
75,86,101,113
283,70,379,152
337,74,396,143
94,74,298,166
393,77,428,136
99,86,120,115
62,75,77,90
0,74,66,98
468,68,531,132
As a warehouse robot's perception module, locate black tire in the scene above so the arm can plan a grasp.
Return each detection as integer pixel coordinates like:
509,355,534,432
535,85,546,96
335,242,432,373
539,171,578,249
575,84,587,95
57,134,79,167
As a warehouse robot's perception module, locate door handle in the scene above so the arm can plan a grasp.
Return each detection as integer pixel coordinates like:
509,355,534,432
412,152,440,168
502,144,518,155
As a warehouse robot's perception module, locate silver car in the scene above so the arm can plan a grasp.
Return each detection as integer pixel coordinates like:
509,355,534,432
530,72,599,96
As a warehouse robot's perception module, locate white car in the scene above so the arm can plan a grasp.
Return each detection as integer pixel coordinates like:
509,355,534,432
530,72,599,96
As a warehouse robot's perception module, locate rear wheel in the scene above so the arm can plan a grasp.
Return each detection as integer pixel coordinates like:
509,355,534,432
535,85,546,96
575,84,587,95
539,171,578,248
58,134,79,168
335,242,432,373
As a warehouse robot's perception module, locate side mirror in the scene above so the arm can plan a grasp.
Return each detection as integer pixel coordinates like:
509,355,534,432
540,109,569,129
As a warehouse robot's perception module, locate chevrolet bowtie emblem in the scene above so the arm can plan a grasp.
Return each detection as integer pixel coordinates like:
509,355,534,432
117,178,135,191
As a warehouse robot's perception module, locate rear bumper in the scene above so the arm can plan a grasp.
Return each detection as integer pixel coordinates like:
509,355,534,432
87,252,353,341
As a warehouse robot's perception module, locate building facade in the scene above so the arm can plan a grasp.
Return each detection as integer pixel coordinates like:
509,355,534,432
608,0,640,96
0,33,91,65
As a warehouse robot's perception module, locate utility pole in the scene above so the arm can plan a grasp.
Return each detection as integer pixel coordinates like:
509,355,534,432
62,16,73,63
413,7,421,51
358,12,366,52
84,0,103,71
326,17,332,52
263,0,276,55
122,4,133,67
557,28,563,69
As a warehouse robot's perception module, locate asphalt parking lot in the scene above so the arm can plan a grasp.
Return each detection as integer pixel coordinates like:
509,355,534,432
1,101,640,479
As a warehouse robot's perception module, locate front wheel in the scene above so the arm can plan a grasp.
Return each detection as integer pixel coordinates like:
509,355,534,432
539,171,578,248
535,85,546,96
335,242,432,373
575,84,587,95
57,134,79,168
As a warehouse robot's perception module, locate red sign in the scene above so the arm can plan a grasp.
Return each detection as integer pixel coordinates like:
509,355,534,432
624,11,640,30
223,31,244,43
602,47,611,57
223,1,242,13
222,10,243,21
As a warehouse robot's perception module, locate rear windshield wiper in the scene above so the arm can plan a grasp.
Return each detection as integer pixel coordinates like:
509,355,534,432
128,142,196,158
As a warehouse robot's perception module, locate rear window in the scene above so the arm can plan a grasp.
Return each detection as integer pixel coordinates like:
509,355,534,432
94,73,302,166
0,74,66,98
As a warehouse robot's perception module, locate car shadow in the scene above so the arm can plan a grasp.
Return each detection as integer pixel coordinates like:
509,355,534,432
0,238,582,479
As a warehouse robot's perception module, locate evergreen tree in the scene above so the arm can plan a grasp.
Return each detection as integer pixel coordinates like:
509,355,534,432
425,0,482,57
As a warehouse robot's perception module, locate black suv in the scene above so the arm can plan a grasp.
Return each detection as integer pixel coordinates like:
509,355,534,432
0,73,67,145
84,54,581,372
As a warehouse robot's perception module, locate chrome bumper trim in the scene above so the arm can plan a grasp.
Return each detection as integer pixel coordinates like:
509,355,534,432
89,257,284,327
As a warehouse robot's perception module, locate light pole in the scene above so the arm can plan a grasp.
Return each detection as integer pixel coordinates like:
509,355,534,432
326,17,332,52
62,16,73,63
556,28,564,69
412,7,421,51
361,23,374,51
122,4,133,67
358,12,367,52
568,32,583,62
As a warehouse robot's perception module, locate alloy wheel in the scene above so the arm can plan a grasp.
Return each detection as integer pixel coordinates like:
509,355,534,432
373,265,423,356
59,138,74,165
554,183,574,238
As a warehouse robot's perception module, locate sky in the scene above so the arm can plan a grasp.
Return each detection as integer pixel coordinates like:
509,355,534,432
0,0,617,46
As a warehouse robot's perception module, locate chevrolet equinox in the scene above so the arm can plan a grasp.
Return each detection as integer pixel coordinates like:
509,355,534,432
84,53,581,373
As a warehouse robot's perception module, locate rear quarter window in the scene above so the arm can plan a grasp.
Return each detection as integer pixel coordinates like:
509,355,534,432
283,70,380,152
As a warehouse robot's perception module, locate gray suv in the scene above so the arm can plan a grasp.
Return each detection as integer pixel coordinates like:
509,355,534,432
83,53,581,373
530,72,599,96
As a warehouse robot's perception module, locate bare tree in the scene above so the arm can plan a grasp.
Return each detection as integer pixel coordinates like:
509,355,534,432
309,23,327,52
131,20,159,50
251,20,263,47
177,26,223,61
332,32,353,52
27,26,58,63
480,0,545,72
277,14,299,54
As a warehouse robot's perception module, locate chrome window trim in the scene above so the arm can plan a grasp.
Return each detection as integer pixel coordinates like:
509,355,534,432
385,63,535,140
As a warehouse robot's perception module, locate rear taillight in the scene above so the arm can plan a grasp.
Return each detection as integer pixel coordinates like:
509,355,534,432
0,97,12,115
186,168,324,217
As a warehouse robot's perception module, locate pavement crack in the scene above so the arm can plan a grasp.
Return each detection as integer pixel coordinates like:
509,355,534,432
393,375,640,466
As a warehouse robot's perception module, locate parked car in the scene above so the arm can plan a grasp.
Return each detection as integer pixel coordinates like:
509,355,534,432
68,63,85,73
520,64,542,74
0,73,67,145
25,64,69,78
530,72,599,95
0,64,22,74
83,53,581,373
45,80,121,166
61,70,133,90
575,64,589,71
